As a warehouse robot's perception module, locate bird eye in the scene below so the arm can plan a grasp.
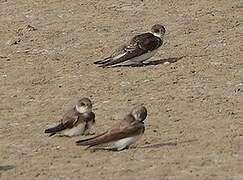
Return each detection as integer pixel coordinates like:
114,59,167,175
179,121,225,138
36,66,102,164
80,102,85,106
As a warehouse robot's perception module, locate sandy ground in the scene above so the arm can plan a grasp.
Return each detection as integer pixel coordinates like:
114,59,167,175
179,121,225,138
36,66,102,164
0,0,243,179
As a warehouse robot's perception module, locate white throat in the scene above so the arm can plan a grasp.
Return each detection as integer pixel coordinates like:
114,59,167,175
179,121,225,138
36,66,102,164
75,105,90,113
133,114,139,121
152,32,162,38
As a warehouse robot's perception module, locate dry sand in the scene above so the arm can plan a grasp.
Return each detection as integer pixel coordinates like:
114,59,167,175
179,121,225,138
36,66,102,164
0,0,242,179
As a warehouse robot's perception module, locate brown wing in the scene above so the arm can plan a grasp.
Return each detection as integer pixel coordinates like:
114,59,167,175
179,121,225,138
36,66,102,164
131,33,162,51
110,44,128,58
76,114,133,143
94,44,128,65
44,108,79,134
94,33,162,66
95,33,162,67
61,108,80,127
76,120,144,146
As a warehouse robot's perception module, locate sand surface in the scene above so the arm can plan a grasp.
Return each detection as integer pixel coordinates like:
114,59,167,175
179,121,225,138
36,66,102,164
0,0,243,179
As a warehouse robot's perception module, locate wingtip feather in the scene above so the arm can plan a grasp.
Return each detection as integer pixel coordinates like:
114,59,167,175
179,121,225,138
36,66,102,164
44,123,65,134
75,139,88,145
94,57,112,65
44,128,51,133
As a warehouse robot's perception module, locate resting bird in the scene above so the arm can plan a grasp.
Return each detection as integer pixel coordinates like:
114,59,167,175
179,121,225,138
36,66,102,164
44,98,95,137
94,24,166,67
76,106,147,151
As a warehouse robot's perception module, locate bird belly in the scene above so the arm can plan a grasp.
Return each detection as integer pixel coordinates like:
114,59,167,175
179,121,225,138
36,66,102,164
62,123,85,137
113,49,158,66
113,136,139,151
83,121,95,135
130,50,158,62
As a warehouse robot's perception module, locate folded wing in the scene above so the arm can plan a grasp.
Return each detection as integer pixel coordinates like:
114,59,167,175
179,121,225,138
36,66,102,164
44,113,79,135
94,33,162,67
76,122,144,146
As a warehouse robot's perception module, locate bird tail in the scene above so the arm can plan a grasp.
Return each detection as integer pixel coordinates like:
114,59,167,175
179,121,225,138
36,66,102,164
76,131,107,146
76,136,97,146
48,133,56,137
94,57,112,65
44,123,65,134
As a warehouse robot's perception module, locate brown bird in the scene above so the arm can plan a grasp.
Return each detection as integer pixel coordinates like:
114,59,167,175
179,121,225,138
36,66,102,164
94,24,166,67
44,98,95,137
76,106,147,151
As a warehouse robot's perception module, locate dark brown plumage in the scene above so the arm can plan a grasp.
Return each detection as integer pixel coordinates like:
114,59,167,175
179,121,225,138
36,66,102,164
76,106,147,151
44,98,95,137
94,24,166,67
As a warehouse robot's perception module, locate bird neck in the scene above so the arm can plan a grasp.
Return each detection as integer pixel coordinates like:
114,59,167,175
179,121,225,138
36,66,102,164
152,32,162,39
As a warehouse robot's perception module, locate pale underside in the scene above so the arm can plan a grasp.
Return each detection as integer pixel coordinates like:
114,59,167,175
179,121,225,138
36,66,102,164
109,49,158,67
92,135,141,151
61,123,86,136
54,121,94,137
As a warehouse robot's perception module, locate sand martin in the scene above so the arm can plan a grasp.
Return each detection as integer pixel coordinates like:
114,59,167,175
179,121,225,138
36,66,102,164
44,98,95,137
76,105,147,151
94,24,166,67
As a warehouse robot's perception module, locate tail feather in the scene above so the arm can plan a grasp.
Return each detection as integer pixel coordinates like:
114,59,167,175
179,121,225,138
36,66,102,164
95,52,128,67
76,132,107,146
44,123,65,134
49,133,56,137
94,57,112,65
76,139,91,146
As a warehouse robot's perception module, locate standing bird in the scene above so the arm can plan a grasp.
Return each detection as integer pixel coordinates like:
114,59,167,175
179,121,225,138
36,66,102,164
94,24,166,67
44,98,95,137
76,106,147,151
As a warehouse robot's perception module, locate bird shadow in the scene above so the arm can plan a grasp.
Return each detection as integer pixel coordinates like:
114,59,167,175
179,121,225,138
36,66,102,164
138,139,198,149
144,56,185,66
0,165,15,171
112,56,184,68
87,139,198,152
